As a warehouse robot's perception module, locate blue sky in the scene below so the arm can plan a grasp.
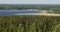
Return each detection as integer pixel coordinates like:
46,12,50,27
0,0,60,4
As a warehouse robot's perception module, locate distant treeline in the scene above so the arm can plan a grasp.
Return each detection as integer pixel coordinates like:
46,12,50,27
0,16,60,32
0,4,60,10
0,4,60,13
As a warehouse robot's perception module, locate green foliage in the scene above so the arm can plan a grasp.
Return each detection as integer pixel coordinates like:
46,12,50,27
52,8,60,14
0,16,60,32
0,4,60,10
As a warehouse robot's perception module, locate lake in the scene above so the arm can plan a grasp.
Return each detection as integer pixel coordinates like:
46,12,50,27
0,9,41,16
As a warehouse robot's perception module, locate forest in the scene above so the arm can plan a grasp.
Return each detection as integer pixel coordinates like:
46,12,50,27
0,16,60,32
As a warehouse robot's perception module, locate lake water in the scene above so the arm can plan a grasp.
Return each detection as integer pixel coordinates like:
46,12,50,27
0,10,41,16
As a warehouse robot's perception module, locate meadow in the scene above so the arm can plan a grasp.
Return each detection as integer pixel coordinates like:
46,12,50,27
0,16,60,32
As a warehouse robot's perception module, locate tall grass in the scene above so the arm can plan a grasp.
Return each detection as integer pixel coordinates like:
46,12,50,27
0,16,60,32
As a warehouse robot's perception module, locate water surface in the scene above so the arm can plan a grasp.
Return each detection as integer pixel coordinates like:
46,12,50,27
0,9,41,16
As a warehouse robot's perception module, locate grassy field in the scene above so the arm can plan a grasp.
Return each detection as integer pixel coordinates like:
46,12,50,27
0,16,60,32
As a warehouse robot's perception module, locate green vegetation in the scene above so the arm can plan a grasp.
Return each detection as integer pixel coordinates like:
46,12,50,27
0,4,60,14
0,4,60,10
0,16,60,32
52,8,60,14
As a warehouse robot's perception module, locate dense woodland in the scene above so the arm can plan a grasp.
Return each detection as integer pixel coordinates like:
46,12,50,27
0,16,60,32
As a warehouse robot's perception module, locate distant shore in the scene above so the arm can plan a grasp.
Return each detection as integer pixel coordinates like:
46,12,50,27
14,13,60,16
